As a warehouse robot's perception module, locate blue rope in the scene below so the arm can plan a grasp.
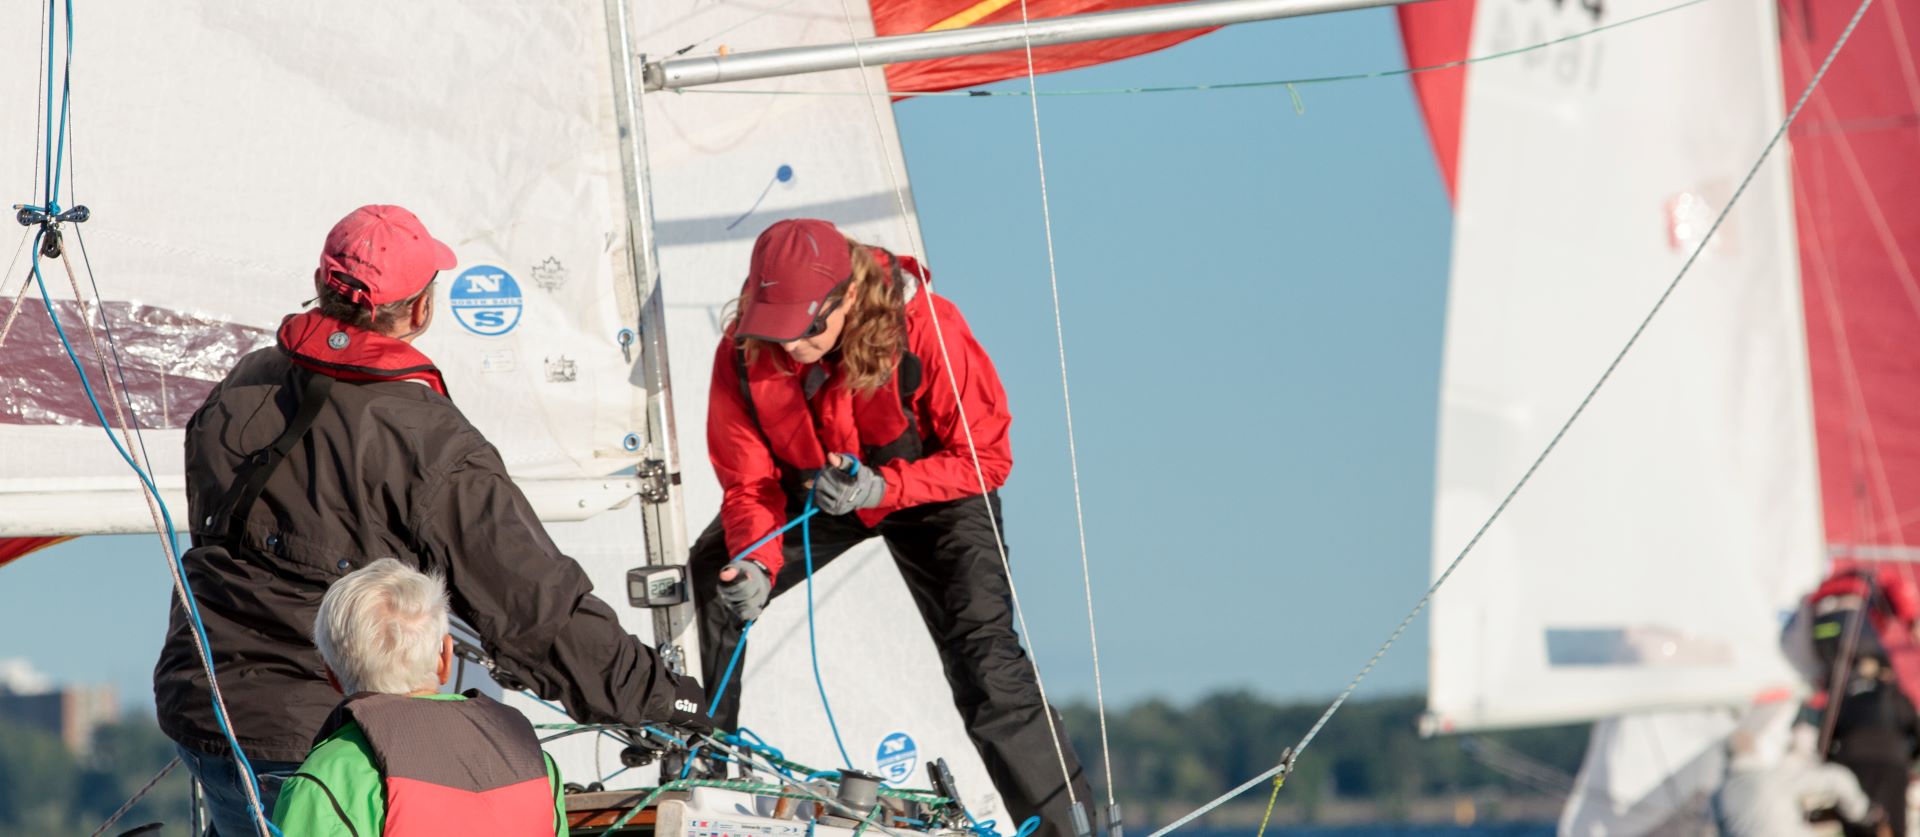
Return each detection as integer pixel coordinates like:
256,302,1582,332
47,0,72,213
26,239,280,836
644,725,688,748
964,813,1043,837
704,464,858,772
717,728,797,779
803,484,854,769
709,619,754,716
39,2,54,205
27,4,279,833
709,503,821,713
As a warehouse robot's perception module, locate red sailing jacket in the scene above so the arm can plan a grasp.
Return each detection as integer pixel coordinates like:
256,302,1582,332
277,310,449,396
707,282,1012,580
1812,566,1920,704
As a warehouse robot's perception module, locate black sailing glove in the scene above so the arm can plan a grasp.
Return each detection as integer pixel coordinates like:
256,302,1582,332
667,678,714,735
814,456,885,516
717,559,771,622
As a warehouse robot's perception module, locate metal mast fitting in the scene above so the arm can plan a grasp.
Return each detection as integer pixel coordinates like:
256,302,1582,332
645,0,1418,90
605,0,702,680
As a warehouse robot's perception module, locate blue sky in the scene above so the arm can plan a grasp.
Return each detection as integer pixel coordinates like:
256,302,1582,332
0,6,1453,712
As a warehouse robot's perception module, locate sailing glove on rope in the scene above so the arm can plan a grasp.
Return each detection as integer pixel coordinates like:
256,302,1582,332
718,559,772,622
814,455,885,516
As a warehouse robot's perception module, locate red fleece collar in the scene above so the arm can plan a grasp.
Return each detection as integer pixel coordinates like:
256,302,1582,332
276,310,448,397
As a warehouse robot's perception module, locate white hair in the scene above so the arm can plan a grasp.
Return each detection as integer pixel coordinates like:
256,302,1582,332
313,558,450,696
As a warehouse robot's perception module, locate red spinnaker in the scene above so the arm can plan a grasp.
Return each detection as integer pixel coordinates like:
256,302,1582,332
873,0,1217,93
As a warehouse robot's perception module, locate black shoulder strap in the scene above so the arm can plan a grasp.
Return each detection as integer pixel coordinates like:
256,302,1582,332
732,342,766,432
286,772,362,837
211,370,335,548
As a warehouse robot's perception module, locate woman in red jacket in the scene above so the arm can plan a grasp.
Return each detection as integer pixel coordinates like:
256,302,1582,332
690,218,1091,837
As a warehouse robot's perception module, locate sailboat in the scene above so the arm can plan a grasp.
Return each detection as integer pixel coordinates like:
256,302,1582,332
1403,0,1920,831
0,0,1213,833
3,0,1912,834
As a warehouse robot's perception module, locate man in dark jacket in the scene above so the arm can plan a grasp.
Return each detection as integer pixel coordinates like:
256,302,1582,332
154,205,706,836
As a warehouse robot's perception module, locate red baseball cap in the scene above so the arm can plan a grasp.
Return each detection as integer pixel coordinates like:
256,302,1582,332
736,219,852,342
317,205,458,307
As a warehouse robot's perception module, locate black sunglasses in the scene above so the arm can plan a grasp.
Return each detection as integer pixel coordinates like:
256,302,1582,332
797,280,851,340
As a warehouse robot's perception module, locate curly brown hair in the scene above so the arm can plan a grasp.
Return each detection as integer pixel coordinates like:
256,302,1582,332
729,239,906,393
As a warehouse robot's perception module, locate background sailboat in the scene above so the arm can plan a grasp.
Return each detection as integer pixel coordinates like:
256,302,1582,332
1401,0,1920,830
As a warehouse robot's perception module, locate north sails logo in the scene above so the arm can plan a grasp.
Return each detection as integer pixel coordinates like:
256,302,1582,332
675,698,699,714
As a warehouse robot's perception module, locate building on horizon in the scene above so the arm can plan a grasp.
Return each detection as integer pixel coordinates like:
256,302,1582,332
0,657,118,755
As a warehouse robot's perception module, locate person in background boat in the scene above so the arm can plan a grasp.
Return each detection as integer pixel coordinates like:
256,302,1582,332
1805,568,1920,837
1717,715,1878,837
691,218,1094,837
155,205,708,836
273,559,569,836
1825,656,1919,837
1807,567,1920,689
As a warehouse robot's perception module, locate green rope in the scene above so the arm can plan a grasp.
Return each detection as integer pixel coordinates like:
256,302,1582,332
671,0,1710,99
1251,774,1287,837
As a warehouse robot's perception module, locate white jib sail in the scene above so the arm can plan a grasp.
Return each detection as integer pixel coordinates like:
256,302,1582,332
0,2,654,536
1425,0,1821,733
569,0,1010,819
1557,708,1739,837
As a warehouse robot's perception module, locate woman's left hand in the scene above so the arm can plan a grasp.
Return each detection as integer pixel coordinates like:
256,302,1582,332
815,454,886,515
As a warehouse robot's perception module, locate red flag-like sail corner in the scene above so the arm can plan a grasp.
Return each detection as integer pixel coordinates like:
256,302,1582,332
0,537,71,571
872,0,1218,94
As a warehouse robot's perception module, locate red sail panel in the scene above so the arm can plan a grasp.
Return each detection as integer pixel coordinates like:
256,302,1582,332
1395,0,1475,199
873,0,1215,94
0,537,70,570
1781,0,1920,557
1781,0,1920,700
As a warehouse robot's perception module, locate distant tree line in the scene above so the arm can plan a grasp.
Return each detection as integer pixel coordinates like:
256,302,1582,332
1058,692,1589,826
0,716,191,836
0,692,1588,834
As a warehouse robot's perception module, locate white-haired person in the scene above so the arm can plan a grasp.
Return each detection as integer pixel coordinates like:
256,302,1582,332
272,559,569,836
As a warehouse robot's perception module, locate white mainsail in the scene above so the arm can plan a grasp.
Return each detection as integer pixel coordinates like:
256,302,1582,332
1423,0,1820,735
605,0,1012,819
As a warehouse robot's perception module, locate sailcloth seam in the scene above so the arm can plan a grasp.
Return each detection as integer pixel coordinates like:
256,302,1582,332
1145,0,1882,831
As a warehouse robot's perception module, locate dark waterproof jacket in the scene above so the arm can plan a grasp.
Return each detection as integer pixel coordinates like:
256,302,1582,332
155,310,694,762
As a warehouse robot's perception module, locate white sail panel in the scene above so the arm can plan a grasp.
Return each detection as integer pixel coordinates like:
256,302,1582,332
0,2,652,537
1425,0,1821,731
628,1,1011,821
1557,708,1737,837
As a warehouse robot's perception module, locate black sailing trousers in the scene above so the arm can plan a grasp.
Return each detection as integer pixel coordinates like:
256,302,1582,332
690,491,1095,837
